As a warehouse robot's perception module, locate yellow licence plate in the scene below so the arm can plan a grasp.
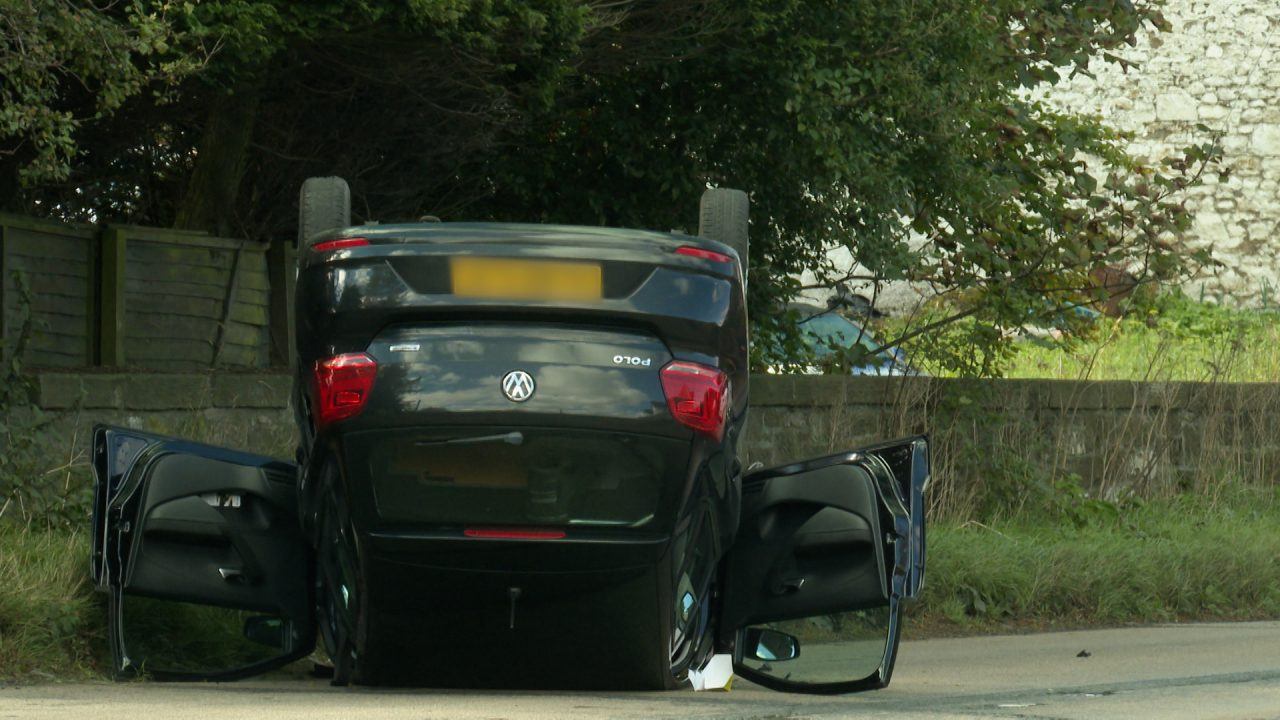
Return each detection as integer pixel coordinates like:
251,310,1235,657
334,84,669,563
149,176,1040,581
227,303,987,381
450,257,603,301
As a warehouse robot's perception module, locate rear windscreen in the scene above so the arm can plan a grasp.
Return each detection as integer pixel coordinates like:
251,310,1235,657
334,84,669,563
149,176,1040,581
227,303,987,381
361,429,688,531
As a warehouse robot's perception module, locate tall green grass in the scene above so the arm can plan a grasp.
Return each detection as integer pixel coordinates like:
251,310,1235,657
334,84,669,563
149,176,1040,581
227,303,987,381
0,528,100,680
1007,295,1280,382
913,487,1280,634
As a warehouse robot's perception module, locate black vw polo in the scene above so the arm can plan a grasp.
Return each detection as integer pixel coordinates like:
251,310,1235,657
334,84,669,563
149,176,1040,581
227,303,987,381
90,181,928,693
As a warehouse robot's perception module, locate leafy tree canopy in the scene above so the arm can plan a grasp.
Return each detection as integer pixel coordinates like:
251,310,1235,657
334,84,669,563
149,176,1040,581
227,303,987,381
1,0,1220,375
0,0,202,187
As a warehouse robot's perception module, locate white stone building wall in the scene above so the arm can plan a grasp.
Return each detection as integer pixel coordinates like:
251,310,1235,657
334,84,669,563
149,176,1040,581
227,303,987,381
1047,0,1280,306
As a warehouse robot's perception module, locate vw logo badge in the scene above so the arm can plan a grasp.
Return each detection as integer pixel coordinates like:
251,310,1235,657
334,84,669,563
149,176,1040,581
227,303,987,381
501,370,536,403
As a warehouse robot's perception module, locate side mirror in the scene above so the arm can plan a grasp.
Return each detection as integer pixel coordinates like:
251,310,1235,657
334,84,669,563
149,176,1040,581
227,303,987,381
743,628,800,662
243,616,287,649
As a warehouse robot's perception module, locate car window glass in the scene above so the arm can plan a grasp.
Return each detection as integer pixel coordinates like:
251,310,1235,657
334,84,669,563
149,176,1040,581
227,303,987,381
360,430,686,531
119,595,301,676
800,313,884,357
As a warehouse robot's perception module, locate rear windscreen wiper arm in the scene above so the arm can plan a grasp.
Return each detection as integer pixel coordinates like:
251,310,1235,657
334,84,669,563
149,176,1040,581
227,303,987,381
415,432,524,448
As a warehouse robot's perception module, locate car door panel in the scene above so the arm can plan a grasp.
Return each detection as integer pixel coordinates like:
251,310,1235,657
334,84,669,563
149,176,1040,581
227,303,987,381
720,464,887,630
122,453,307,611
717,436,929,694
92,425,314,681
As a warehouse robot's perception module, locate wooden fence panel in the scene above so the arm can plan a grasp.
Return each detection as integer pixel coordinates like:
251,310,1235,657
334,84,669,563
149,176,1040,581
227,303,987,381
121,230,271,370
0,217,94,367
0,213,277,371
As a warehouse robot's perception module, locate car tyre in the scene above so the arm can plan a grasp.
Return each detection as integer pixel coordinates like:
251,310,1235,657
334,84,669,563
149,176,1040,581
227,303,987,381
698,188,749,279
315,464,377,686
299,176,351,246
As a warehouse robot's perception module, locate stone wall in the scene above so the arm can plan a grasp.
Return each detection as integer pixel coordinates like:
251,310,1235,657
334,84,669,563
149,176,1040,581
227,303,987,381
748,375,1280,518
13,372,1280,522
25,371,296,461
1047,0,1280,305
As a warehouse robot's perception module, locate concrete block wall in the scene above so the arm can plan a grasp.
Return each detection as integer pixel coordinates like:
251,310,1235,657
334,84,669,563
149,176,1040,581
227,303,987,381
25,371,296,461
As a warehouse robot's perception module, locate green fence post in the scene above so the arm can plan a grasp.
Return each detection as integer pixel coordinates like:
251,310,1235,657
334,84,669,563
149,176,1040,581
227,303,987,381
100,227,126,366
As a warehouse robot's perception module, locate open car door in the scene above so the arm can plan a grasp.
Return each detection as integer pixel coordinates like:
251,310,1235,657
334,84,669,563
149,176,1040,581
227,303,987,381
717,436,928,694
91,425,315,681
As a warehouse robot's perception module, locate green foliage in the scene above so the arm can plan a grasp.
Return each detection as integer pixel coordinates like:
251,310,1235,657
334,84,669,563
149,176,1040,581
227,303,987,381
5,491,1278,680
916,487,1280,632
0,0,199,185
4,1,1220,371
909,385,1115,524
880,301,1022,377
483,0,1221,373
0,527,100,680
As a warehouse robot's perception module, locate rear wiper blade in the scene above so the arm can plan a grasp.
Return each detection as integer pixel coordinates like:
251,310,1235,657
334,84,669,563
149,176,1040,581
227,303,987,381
415,432,523,448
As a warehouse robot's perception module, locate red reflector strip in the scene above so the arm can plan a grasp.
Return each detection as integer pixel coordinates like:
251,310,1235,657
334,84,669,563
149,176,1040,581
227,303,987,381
312,237,370,252
675,246,734,264
464,528,566,540
334,390,364,406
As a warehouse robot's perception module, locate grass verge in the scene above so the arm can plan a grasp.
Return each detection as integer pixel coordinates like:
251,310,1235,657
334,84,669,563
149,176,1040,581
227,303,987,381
0,528,100,681
3,489,1278,681
910,488,1280,636
1005,295,1280,383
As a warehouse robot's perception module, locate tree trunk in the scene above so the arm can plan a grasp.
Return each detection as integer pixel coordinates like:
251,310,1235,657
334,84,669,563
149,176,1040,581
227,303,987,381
173,83,262,236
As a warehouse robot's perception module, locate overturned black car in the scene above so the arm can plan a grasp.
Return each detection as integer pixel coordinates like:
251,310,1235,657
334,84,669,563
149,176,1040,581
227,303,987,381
90,179,929,693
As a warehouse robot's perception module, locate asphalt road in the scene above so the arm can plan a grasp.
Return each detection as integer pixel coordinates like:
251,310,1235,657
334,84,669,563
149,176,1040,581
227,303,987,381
3,622,1279,719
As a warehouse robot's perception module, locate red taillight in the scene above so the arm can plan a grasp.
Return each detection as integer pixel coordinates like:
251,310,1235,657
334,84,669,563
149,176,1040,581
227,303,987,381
311,352,377,428
660,361,730,440
464,527,566,540
312,237,369,253
676,246,734,264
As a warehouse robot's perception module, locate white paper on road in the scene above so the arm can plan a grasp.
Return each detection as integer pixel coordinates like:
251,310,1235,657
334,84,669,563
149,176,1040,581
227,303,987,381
688,653,734,691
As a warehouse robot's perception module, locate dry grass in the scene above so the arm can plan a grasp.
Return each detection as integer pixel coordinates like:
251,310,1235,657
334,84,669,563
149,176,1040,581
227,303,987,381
787,374,1280,524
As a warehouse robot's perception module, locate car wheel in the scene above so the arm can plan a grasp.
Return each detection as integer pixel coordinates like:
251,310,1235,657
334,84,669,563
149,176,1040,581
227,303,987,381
668,571,719,690
315,466,376,686
698,188,749,279
298,176,351,246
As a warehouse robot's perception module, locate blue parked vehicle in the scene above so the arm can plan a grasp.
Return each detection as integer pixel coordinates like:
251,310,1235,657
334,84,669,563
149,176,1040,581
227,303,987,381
782,303,921,376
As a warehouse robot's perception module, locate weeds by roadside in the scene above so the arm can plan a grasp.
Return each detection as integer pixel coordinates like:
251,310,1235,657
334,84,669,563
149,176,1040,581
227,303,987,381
0,272,93,529
0,527,101,681
911,486,1280,635
5,488,1276,682
1006,293,1280,383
